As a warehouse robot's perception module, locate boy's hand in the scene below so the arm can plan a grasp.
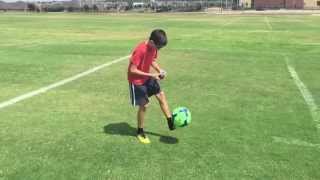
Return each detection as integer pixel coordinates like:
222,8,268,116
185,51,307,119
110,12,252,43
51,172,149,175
151,73,161,80
159,69,166,80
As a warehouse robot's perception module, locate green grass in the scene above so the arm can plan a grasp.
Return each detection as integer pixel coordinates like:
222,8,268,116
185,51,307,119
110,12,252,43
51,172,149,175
0,12,320,180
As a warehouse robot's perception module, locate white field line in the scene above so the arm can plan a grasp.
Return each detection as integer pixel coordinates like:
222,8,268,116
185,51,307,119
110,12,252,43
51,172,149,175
285,56,320,129
221,20,234,28
300,43,320,46
0,55,130,110
219,18,236,29
273,136,320,149
264,16,273,30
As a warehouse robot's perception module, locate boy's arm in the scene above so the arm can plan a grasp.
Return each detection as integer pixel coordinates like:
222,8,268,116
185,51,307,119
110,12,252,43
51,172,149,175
152,61,166,79
129,63,160,80
151,61,161,73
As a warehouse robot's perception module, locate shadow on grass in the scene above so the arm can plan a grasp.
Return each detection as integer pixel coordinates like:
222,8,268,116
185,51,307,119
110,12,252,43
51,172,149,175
103,122,178,144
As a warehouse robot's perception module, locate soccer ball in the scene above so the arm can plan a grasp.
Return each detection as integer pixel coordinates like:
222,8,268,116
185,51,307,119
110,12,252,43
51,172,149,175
172,107,191,127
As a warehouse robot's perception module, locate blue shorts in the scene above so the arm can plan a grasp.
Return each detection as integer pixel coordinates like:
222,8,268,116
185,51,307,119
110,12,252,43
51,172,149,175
129,78,161,106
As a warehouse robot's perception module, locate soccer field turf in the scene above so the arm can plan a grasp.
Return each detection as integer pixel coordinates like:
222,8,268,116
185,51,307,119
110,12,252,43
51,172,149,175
0,12,319,179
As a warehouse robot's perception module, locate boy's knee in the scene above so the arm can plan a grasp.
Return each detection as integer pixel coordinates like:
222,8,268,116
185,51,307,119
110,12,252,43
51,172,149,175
144,103,150,108
139,103,149,110
156,92,167,104
157,91,165,98
139,107,146,113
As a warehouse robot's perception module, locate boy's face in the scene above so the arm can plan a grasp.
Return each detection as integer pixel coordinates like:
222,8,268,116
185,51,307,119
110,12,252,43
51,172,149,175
150,40,163,50
155,44,163,50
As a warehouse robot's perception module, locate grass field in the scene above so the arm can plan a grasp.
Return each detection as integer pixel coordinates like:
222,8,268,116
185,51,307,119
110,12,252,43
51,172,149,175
0,12,320,180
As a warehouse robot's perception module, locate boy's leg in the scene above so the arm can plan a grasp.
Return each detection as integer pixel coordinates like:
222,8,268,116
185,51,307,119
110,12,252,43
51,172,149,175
130,83,151,144
155,91,171,118
137,105,146,130
144,78,175,130
136,105,150,144
155,91,175,130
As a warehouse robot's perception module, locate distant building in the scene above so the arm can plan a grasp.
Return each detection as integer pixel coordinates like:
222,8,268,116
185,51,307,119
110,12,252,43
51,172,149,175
133,2,145,8
79,0,129,11
0,0,81,11
239,0,252,8
253,0,304,9
304,0,320,9
0,1,27,11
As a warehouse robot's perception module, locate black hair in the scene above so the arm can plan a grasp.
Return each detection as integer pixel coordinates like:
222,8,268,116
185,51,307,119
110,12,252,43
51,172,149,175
149,29,167,49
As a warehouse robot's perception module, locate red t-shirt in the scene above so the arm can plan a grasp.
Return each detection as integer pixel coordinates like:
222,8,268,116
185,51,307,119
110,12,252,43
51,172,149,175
128,41,158,85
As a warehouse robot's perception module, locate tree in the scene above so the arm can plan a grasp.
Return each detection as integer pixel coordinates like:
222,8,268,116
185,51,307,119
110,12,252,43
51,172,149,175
27,3,36,11
93,4,99,12
83,4,89,12
67,6,74,12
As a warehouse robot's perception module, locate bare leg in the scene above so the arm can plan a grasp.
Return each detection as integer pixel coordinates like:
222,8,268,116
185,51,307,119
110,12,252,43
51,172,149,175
136,105,151,143
156,91,175,130
137,105,147,129
155,91,171,119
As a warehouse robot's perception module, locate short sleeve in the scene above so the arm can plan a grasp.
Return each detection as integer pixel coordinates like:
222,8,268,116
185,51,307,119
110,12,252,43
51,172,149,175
130,50,143,66
153,50,158,61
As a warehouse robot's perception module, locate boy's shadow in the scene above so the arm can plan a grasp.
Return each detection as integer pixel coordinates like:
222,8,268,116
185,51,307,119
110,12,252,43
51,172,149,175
103,122,178,144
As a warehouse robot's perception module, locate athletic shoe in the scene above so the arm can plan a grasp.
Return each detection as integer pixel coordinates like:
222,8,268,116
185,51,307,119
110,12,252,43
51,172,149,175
137,133,151,144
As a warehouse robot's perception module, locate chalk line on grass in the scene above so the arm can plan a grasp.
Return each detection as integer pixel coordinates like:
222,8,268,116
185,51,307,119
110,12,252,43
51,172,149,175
0,55,130,110
264,16,273,30
273,136,320,149
285,56,319,129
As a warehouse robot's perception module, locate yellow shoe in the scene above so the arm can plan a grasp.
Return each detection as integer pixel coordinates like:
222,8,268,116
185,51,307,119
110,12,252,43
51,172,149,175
137,133,151,144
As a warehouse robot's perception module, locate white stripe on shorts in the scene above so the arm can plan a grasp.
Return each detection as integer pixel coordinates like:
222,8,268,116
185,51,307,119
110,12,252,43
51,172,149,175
131,83,136,106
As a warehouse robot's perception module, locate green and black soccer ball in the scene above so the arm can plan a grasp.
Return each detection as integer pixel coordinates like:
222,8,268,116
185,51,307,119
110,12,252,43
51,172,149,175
172,107,191,127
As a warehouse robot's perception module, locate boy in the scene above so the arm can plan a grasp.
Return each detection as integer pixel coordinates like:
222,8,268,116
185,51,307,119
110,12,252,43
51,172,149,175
128,29,175,144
